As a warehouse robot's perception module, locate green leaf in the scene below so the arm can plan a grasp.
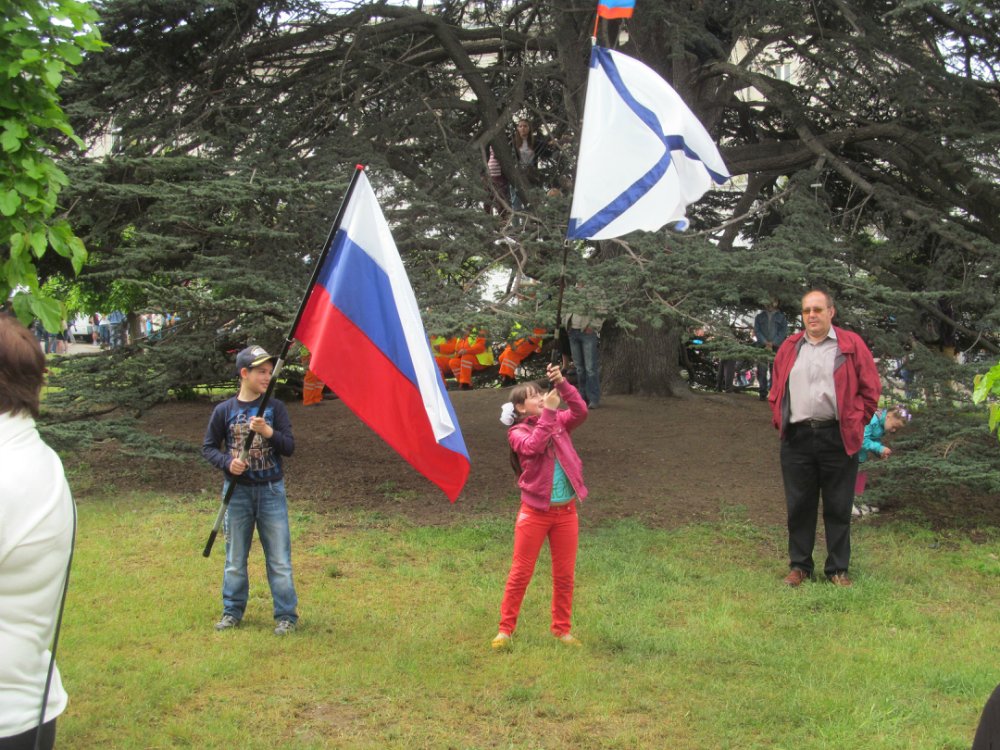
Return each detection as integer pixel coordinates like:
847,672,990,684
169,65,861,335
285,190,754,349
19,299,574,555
29,292,64,333
29,229,47,256
14,176,39,199
57,44,83,66
1,129,21,153
43,67,64,88
9,231,25,257
989,404,1000,436
19,155,45,179
0,189,20,216
973,364,1000,404
70,241,87,274
48,225,68,256
9,291,33,326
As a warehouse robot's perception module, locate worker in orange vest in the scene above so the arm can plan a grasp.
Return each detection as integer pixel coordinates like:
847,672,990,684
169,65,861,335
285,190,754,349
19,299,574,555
497,324,546,386
448,327,494,390
300,349,325,406
429,335,457,381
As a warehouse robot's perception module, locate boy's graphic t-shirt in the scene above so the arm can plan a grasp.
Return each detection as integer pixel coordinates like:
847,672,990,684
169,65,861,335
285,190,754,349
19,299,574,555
201,395,294,484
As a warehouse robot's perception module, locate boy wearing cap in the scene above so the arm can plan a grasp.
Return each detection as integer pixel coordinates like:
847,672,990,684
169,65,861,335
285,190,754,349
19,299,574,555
201,345,299,635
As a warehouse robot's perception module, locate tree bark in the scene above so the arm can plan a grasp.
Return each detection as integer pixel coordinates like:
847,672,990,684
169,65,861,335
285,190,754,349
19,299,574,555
600,319,690,398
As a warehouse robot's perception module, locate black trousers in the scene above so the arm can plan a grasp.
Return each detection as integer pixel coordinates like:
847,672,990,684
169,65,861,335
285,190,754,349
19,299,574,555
756,361,771,399
0,719,56,750
780,423,858,576
972,681,1000,750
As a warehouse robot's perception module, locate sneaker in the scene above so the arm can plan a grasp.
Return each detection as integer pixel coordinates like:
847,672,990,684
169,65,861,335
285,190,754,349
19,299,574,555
852,504,862,517
214,614,239,631
491,632,512,652
274,619,297,636
555,633,582,647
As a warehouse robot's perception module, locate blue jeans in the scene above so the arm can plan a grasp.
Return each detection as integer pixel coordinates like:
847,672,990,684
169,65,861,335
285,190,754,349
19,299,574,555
568,328,601,406
222,479,298,622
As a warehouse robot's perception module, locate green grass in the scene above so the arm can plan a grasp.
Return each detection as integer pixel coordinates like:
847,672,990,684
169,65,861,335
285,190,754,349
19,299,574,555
58,493,1000,749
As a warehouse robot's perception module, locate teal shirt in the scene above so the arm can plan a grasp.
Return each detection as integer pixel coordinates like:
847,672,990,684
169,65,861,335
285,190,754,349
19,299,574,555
550,458,575,504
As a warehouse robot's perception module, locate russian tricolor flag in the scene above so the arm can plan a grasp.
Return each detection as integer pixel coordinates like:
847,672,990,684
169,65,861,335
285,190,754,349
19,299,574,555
597,0,635,19
293,169,470,501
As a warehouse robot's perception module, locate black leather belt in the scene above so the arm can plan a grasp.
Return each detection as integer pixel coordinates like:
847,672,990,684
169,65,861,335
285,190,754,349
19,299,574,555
794,419,838,429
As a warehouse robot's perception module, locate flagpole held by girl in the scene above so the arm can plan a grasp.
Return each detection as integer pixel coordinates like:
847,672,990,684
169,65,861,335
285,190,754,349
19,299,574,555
493,363,589,651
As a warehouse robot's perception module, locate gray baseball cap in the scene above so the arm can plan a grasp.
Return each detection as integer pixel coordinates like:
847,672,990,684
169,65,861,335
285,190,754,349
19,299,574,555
235,345,277,374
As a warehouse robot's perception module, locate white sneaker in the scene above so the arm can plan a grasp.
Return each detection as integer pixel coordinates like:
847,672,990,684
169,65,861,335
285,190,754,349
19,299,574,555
852,504,862,517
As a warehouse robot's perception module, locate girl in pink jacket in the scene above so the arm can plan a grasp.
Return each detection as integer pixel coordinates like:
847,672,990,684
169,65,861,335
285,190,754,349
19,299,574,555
493,363,588,651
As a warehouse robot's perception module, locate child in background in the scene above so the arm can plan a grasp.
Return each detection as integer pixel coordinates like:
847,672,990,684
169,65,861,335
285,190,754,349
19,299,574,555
854,405,911,517
493,363,588,651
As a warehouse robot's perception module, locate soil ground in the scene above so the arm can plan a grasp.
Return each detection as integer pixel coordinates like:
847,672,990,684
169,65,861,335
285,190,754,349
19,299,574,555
82,383,1000,537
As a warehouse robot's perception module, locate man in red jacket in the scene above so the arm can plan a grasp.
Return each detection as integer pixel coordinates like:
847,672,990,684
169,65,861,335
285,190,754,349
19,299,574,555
768,289,881,588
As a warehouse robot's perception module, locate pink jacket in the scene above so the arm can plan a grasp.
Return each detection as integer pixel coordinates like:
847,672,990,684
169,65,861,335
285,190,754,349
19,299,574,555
768,326,881,455
508,379,589,510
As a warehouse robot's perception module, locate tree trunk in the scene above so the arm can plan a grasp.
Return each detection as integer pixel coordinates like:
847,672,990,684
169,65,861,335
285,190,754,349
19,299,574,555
600,319,690,398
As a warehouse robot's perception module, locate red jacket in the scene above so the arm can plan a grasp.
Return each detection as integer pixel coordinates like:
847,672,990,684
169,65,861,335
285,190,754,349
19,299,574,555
508,379,589,510
768,326,881,455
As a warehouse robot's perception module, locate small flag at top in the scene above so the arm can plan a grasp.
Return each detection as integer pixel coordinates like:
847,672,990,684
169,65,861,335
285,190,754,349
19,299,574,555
597,0,635,19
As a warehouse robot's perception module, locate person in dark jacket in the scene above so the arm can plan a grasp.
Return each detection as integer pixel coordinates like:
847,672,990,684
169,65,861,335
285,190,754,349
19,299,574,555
754,297,788,400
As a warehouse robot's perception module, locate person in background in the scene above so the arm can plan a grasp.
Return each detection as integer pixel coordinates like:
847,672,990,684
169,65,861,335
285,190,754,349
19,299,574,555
509,118,555,211
484,146,510,216
300,349,324,407
0,314,75,750
448,327,494,391
768,289,881,588
497,324,546,387
430,335,456,382
754,298,788,401
854,405,911,517
565,309,603,408
98,314,111,348
107,310,126,348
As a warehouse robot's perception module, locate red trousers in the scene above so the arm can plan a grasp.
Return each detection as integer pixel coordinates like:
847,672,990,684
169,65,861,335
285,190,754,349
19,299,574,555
499,500,578,636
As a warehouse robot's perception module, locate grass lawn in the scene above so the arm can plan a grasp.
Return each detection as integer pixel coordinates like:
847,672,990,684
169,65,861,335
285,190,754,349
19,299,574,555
57,491,1000,749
